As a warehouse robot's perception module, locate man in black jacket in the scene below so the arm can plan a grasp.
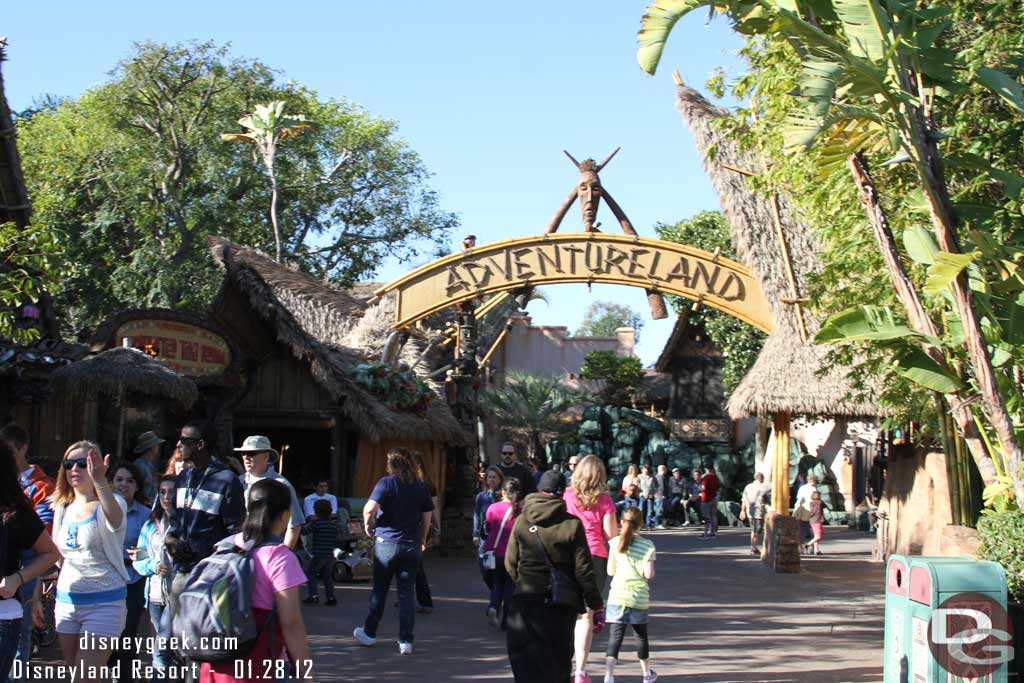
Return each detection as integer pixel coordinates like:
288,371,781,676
504,471,603,682
164,421,246,621
498,443,537,495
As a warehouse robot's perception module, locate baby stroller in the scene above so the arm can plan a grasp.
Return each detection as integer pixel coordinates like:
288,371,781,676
332,519,373,583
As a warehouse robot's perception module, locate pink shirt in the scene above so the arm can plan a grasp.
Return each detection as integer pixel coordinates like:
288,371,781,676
483,502,518,557
563,489,616,558
233,534,308,611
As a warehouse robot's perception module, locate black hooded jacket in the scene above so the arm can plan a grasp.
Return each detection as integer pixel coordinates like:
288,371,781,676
504,492,602,611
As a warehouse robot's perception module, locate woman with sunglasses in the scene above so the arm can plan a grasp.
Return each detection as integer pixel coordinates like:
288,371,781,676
132,475,177,673
0,440,60,683
51,441,129,675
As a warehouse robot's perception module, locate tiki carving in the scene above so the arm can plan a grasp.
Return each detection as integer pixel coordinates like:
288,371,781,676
545,148,668,319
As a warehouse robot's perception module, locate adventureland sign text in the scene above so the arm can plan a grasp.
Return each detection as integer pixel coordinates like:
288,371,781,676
376,234,772,333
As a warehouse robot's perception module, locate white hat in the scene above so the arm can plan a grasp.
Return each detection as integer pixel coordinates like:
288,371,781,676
233,435,278,459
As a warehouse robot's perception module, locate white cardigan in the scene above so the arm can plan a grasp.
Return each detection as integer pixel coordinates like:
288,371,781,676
52,493,130,584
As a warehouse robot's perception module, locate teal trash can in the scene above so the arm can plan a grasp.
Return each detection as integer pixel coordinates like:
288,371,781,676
884,555,1010,682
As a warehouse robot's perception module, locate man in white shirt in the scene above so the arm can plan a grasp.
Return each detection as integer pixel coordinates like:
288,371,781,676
236,435,305,548
793,474,818,542
304,479,339,520
740,473,771,555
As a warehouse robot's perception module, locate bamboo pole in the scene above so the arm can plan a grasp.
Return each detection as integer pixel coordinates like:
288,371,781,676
480,324,511,366
939,400,962,527
772,412,792,515
766,190,808,343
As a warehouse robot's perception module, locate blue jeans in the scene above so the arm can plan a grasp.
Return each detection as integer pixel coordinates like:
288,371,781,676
488,561,514,627
306,556,336,601
147,602,174,672
363,539,421,644
644,498,664,528
10,578,33,682
1,617,22,683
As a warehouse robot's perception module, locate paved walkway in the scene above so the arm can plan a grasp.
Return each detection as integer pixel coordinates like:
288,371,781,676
304,526,884,682
32,526,884,681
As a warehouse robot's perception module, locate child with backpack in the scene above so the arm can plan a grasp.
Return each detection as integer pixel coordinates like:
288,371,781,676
192,478,312,682
303,498,339,606
604,507,657,683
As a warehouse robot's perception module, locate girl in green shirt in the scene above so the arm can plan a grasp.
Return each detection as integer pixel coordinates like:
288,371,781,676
604,507,657,683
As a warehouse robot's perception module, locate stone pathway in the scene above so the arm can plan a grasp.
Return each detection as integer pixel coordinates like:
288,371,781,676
303,526,884,682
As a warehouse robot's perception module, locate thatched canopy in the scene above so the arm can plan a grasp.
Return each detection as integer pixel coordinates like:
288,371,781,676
0,42,30,228
674,81,875,419
208,237,469,445
49,347,198,410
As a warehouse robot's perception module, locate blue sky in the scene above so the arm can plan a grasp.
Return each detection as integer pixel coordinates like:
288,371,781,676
3,1,745,365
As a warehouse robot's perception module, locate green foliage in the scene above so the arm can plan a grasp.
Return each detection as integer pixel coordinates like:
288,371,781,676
576,300,645,341
0,222,63,343
348,362,433,416
635,0,1024,459
580,350,646,405
17,40,457,335
977,510,1024,601
655,211,765,394
480,371,589,460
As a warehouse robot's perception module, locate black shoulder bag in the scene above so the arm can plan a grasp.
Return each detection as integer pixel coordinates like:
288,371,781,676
528,525,583,613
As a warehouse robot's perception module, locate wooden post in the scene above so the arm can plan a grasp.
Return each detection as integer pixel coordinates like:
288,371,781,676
772,412,792,515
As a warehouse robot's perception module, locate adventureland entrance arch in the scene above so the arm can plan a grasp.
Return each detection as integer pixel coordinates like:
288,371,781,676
370,148,775,557
372,147,771,334
372,232,771,333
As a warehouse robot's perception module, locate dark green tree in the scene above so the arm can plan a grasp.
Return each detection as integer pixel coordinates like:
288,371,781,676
580,350,646,405
576,300,645,341
17,41,457,334
655,211,765,395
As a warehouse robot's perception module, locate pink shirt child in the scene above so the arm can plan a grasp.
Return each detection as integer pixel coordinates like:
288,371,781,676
233,534,308,611
563,488,616,559
483,501,518,557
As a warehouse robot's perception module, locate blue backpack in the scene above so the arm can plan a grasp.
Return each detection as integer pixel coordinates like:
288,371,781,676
172,536,272,661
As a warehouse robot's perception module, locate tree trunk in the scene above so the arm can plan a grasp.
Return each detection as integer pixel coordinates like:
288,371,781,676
269,173,282,263
910,130,1023,508
847,152,999,488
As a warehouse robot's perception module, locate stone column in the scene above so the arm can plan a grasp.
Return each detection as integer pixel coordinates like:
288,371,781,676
762,512,801,572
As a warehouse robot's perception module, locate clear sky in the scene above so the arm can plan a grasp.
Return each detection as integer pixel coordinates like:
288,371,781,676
3,1,744,365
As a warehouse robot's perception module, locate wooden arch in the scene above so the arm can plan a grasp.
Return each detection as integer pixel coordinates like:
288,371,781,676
370,232,772,333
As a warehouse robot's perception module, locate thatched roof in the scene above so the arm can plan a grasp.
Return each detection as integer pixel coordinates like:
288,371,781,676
208,237,469,445
49,347,198,410
0,42,30,228
674,81,875,419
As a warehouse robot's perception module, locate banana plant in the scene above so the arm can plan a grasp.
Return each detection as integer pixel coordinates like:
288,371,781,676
637,0,1024,507
221,101,313,262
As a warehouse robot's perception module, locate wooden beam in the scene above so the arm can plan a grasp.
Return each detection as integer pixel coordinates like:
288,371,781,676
719,162,759,177
772,412,792,515
480,323,511,366
767,190,809,343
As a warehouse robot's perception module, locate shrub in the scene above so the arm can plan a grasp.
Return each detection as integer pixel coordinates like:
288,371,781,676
977,510,1024,603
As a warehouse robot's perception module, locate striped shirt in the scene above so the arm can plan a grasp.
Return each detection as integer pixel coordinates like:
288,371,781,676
306,518,340,558
607,535,656,610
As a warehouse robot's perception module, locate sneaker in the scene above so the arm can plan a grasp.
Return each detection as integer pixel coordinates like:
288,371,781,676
302,596,318,604
682,521,691,526
325,598,338,606
604,676,614,683
750,547,759,555
656,525,666,530
399,641,413,655
487,607,499,629
353,627,376,647
574,672,591,683
643,670,658,683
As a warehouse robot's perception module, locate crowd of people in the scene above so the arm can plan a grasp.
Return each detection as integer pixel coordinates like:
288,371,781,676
0,418,835,683
0,421,328,683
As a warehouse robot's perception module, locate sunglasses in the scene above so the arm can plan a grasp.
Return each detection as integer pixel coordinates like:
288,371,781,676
178,437,200,445
63,459,88,470
501,451,514,455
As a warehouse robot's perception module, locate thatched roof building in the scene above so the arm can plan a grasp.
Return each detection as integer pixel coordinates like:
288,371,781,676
673,81,875,419
208,237,469,445
49,346,198,410
0,41,30,228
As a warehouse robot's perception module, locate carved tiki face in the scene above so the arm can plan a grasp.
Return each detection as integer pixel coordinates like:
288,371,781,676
577,160,602,231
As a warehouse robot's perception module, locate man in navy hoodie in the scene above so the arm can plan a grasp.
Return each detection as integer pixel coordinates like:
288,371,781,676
164,421,246,621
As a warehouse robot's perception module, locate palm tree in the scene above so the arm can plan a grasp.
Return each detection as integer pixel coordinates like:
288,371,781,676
221,101,312,262
480,371,590,462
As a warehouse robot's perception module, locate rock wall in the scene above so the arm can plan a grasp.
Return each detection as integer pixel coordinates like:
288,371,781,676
877,446,953,558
